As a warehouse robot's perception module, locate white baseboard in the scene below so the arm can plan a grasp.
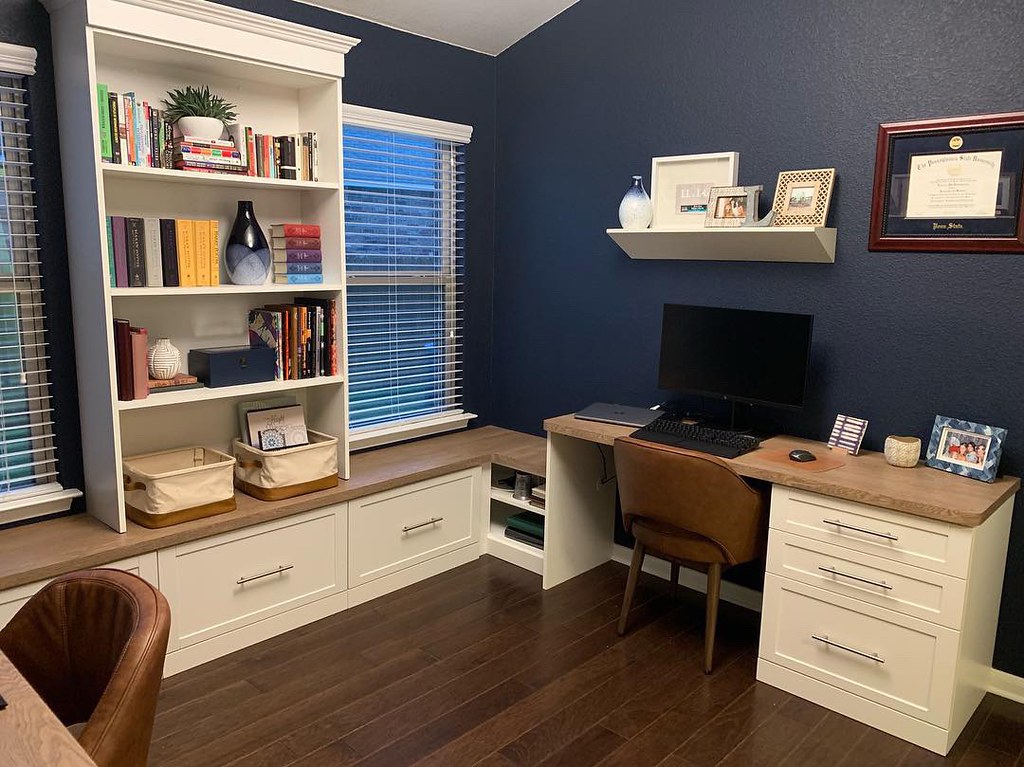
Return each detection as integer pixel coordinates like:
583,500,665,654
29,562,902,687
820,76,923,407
611,543,763,614
989,668,1024,704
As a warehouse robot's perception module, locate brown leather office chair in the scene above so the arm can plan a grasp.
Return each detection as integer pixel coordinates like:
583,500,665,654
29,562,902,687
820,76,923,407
0,568,171,767
613,436,766,673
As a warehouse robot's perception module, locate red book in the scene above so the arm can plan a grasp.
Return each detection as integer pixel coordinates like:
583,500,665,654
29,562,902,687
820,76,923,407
270,236,320,250
270,224,320,238
113,319,134,401
130,327,149,399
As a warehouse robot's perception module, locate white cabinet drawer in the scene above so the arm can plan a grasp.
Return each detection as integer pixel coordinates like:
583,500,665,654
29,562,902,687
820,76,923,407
159,505,345,650
767,531,966,629
349,468,479,588
770,486,972,577
0,552,159,629
760,574,958,727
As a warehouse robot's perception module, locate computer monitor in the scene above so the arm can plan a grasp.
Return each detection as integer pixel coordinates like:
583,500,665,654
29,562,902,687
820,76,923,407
657,304,814,409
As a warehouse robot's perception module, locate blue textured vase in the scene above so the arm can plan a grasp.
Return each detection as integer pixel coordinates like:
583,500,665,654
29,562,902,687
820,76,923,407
618,175,653,229
225,200,271,285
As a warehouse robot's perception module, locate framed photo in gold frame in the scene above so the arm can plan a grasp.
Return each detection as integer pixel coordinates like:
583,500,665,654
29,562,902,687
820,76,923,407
770,168,836,227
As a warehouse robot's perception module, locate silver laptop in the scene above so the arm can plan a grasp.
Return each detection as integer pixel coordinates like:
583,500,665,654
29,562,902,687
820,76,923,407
575,402,662,428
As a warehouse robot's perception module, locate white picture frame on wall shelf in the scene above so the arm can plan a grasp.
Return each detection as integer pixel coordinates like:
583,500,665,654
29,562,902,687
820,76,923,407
650,151,739,229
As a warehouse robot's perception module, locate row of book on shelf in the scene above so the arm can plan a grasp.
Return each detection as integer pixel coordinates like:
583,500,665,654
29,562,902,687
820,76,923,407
112,297,338,402
96,86,319,181
106,220,326,287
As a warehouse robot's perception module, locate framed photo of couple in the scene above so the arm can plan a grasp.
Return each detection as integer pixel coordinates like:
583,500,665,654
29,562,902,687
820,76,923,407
925,415,1006,483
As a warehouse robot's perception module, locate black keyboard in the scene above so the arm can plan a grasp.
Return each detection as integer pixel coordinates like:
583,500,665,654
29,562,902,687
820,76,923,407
631,417,761,459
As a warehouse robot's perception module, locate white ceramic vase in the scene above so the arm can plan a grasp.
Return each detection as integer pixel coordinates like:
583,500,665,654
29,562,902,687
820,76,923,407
176,116,224,141
884,435,921,468
618,175,653,229
147,338,181,380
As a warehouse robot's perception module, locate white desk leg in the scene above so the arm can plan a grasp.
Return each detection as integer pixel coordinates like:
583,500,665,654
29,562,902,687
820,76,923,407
543,433,617,589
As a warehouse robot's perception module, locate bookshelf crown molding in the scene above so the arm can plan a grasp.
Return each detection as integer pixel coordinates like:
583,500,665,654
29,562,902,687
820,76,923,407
0,42,37,76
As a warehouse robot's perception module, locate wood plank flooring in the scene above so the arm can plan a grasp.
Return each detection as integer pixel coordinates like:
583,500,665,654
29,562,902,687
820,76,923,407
150,556,1024,767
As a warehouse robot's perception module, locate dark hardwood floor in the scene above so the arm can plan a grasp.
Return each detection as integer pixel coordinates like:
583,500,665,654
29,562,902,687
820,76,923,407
150,555,1024,767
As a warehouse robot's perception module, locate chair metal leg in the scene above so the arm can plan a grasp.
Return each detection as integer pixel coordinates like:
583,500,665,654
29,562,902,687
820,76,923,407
704,562,722,673
618,542,646,636
670,562,680,600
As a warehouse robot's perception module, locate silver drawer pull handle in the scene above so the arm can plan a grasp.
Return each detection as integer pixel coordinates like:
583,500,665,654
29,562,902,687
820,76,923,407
237,564,294,585
818,565,893,590
402,517,444,533
811,634,885,663
822,518,899,541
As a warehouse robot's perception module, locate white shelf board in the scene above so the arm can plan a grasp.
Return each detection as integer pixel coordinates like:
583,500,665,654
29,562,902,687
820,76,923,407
102,164,339,192
489,487,545,517
486,529,544,575
607,226,836,263
110,284,344,297
119,375,345,411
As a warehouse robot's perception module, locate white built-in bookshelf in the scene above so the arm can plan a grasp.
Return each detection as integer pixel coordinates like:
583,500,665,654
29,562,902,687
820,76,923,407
42,0,359,532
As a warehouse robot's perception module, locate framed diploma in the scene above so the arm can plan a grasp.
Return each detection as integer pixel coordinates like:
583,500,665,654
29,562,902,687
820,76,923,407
868,111,1024,252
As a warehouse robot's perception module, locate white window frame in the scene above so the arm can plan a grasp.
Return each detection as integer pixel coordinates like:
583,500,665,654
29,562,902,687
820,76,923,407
343,104,475,450
0,42,81,524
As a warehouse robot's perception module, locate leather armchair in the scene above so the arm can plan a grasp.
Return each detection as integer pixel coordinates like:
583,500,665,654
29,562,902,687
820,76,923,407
0,568,171,767
614,436,766,672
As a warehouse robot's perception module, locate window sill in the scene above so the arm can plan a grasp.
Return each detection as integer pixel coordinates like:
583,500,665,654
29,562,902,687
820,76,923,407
349,412,478,451
0,484,83,527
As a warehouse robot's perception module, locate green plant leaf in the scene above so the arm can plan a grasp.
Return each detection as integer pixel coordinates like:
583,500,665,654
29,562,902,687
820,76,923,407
162,84,238,124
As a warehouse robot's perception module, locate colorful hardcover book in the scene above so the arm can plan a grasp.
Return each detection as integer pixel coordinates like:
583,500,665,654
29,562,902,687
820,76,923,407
122,93,135,166
159,219,179,287
273,274,323,285
195,219,211,286
111,215,128,287
161,116,173,169
270,224,321,238
113,318,133,401
148,373,198,389
271,236,320,250
248,309,284,379
176,219,197,287
130,327,149,399
97,83,112,161
125,217,146,287
274,263,322,275
173,160,247,174
177,135,235,148
143,217,163,287
105,217,115,288
271,249,322,263
107,92,121,165
210,219,220,286
115,93,128,164
245,127,257,177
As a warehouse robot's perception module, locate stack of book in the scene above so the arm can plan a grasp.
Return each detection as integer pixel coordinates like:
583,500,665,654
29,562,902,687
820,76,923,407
112,323,202,401
271,224,323,284
504,511,545,550
248,297,337,381
96,85,172,168
173,136,245,175
106,216,220,288
229,126,319,181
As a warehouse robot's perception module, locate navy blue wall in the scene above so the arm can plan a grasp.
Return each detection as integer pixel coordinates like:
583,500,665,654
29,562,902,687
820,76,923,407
492,0,1024,672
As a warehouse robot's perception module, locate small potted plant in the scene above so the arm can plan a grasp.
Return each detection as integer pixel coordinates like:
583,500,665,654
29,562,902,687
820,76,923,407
162,85,238,141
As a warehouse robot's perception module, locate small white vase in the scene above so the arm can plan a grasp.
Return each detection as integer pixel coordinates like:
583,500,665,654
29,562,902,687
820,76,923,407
176,116,224,141
618,175,653,229
147,338,181,380
884,435,921,468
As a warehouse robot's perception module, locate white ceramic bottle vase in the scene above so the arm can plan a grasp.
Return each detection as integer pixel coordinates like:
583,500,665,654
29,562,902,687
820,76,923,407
147,337,181,380
618,175,653,229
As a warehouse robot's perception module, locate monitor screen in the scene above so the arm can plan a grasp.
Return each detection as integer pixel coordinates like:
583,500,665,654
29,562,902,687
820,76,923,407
657,304,814,409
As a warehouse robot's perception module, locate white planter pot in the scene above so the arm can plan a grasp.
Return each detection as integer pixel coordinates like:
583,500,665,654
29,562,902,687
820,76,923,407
176,116,224,141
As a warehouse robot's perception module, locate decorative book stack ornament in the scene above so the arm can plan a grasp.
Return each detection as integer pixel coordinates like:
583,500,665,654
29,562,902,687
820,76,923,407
226,200,272,285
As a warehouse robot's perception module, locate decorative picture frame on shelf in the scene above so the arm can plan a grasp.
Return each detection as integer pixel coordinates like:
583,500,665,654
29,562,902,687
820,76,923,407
868,111,1024,252
650,152,739,229
925,415,1006,483
705,185,760,228
770,168,836,227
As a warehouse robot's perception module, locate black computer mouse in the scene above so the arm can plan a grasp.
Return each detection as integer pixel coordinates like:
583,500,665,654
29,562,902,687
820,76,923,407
789,449,817,463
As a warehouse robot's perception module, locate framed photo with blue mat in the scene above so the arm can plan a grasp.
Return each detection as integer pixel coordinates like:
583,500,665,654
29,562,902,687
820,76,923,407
925,415,1006,483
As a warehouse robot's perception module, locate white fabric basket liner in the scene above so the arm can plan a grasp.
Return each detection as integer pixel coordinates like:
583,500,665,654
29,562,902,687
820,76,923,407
123,446,236,516
233,430,338,489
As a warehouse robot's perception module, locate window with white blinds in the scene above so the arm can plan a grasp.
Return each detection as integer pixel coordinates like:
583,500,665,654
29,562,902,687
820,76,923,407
0,44,74,519
343,106,473,445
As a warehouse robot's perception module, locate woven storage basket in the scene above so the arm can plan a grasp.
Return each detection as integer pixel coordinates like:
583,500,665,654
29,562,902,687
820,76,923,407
233,430,339,501
123,446,236,528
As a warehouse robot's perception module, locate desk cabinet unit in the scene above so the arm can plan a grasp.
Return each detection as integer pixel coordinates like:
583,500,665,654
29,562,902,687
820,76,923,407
758,486,1014,755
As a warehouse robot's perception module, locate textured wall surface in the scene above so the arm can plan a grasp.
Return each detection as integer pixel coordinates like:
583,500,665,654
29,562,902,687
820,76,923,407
492,0,1024,672
0,0,83,510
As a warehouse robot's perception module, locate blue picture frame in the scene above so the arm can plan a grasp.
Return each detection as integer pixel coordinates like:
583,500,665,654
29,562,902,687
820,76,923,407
925,415,1006,483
